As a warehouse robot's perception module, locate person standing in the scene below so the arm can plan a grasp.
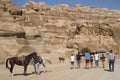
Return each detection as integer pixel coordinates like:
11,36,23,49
90,55,94,68
70,54,75,69
76,52,82,69
32,52,40,75
100,54,106,68
108,50,115,72
94,52,99,67
85,51,90,69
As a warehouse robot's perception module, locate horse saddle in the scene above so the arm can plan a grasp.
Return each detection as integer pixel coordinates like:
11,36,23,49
17,56,26,64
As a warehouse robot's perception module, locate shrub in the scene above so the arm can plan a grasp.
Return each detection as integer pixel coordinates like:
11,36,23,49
80,47,91,53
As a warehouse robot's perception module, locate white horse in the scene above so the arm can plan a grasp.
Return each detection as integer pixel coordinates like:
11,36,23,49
32,56,52,73
38,56,52,72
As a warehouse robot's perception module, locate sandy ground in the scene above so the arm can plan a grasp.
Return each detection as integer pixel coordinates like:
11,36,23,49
0,58,120,80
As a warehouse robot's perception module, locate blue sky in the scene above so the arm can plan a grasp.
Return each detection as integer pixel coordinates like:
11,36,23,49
11,0,120,10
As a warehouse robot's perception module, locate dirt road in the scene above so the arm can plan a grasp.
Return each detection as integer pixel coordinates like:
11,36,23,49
0,59,120,80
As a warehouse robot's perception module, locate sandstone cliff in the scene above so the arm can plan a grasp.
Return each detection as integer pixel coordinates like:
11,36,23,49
0,0,120,62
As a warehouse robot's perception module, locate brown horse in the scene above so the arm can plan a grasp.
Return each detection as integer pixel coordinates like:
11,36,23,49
59,57,65,63
6,52,37,76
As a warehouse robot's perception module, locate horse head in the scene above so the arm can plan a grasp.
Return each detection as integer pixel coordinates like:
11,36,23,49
28,52,37,58
25,52,38,63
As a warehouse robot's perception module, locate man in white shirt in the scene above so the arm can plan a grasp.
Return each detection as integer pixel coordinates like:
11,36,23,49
94,52,99,67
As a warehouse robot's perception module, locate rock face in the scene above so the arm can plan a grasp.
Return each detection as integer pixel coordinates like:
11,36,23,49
0,1,120,62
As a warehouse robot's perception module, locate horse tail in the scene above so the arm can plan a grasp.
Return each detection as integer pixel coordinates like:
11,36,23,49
46,59,52,64
41,57,52,67
6,58,10,69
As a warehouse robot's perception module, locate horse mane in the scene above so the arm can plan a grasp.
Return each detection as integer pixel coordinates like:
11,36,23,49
26,52,37,58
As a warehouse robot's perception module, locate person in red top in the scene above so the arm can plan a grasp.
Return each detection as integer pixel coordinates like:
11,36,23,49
90,55,94,68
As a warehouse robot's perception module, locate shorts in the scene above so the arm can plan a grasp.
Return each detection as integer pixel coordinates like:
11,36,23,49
71,61,74,65
86,59,90,63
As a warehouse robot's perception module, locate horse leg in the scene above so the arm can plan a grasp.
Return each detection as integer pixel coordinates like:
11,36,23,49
24,66,27,75
42,63,46,72
43,66,46,72
60,59,61,63
10,65,14,76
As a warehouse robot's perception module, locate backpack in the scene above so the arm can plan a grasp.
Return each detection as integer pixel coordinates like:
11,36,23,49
76,54,81,60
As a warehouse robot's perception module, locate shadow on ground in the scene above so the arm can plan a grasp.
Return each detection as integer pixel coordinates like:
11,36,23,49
13,72,34,76
104,69,114,72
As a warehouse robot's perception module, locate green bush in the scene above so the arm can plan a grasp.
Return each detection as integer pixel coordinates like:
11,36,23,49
80,47,91,53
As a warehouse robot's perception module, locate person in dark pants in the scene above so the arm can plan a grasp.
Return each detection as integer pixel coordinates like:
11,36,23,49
100,54,106,68
85,51,90,69
32,52,40,75
94,52,99,68
108,50,115,72
90,55,94,68
76,52,82,69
